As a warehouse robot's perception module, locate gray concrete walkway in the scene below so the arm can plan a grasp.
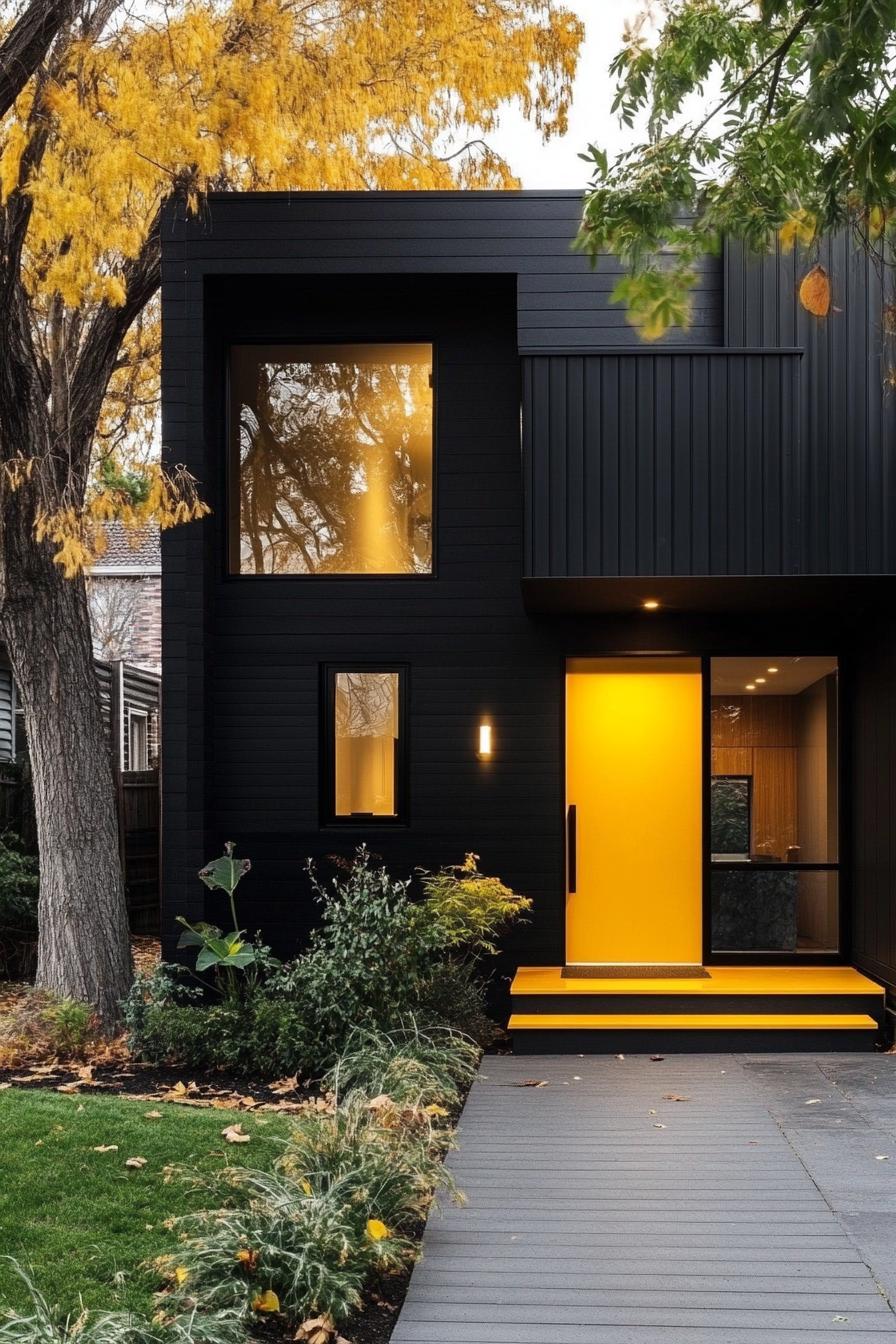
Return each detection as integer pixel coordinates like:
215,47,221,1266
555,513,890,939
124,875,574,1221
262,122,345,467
392,1053,896,1343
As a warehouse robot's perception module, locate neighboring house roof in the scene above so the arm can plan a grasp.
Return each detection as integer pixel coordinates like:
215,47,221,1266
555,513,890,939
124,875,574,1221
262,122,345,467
91,522,161,575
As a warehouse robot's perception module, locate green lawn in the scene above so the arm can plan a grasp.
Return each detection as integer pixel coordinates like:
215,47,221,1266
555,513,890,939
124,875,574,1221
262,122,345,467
0,1088,291,1319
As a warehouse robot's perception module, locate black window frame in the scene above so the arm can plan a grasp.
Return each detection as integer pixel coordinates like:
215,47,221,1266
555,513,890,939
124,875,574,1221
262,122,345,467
321,663,409,827
703,653,843,964
226,340,437,580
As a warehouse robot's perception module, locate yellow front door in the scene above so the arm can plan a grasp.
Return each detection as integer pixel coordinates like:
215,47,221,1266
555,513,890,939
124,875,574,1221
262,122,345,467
566,658,703,965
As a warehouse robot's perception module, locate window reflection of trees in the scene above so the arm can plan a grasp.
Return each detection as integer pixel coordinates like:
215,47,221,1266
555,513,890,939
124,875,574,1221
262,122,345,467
237,348,432,574
335,672,398,741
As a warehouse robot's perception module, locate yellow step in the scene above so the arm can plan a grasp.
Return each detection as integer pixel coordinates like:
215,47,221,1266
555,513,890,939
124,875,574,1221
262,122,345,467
511,965,885,997
509,1012,879,1032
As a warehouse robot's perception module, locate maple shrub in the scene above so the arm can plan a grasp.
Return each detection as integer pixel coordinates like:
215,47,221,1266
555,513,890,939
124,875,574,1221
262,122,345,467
0,0,582,1026
578,0,896,346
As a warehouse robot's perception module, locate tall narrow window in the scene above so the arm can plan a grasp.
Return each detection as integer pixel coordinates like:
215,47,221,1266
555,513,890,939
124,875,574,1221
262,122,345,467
709,656,839,955
231,344,433,575
326,668,406,822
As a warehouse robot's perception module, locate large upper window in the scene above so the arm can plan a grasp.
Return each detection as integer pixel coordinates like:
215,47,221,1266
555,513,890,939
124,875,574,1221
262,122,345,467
230,343,433,575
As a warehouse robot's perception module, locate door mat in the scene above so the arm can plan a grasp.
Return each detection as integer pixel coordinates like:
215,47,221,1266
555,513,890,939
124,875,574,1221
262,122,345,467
561,964,711,979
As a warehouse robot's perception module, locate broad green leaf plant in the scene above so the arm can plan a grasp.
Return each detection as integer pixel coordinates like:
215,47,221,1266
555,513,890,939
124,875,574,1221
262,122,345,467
177,843,273,997
579,1,896,348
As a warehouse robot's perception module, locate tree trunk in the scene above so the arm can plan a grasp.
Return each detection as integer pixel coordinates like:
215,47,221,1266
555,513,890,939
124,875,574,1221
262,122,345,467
0,494,132,1027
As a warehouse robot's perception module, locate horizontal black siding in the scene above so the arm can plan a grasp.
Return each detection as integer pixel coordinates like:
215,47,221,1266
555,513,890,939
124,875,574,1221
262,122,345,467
165,192,722,351
162,272,567,964
523,352,801,577
725,235,896,574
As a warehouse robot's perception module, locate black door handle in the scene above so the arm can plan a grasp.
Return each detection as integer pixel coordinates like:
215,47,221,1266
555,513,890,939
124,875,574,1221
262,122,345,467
567,804,577,894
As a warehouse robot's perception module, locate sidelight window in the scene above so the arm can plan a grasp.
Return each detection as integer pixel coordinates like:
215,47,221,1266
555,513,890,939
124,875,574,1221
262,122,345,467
709,656,839,955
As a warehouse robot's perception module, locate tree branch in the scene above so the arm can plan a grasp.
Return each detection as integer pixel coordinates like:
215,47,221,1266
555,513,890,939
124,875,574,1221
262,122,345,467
0,0,75,118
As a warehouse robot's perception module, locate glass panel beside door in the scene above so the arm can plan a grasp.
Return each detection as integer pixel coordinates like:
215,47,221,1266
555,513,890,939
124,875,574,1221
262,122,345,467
709,656,840,956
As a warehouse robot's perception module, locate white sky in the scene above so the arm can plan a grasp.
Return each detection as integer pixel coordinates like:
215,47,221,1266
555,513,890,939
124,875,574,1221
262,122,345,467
488,0,645,188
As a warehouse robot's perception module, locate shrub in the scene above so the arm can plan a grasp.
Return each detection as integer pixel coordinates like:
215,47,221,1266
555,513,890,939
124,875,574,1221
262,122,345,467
324,1021,479,1110
164,1032,460,1329
0,833,39,979
421,852,531,956
267,849,435,1068
414,958,498,1049
0,990,99,1065
0,1261,245,1344
40,998,95,1058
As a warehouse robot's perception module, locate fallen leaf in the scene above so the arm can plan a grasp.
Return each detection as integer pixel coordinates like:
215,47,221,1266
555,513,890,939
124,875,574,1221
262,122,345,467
269,1075,300,1095
235,1248,258,1271
832,1316,849,1323
222,1123,250,1144
295,1314,342,1344
875,1155,890,1161
662,1094,690,1102
366,1218,389,1241
805,1098,822,1105
144,1110,162,1119
251,1290,280,1313
93,1144,119,1153
650,1055,665,1062
615,1054,625,1061
174,1267,189,1286
515,1079,548,1088
653,1123,666,1129
125,1156,148,1169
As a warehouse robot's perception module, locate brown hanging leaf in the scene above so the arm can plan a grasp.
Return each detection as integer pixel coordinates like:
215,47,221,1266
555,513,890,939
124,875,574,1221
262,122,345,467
798,264,831,317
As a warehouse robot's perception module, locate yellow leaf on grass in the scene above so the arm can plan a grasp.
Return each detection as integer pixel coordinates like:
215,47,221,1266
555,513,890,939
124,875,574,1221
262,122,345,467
222,1124,250,1144
93,1144,119,1153
424,1104,449,1117
251,1290,280,1313
366,1219,389,1241
125,1156,148,1168
174,1267,189,1286
235,1248,259,1270
301,1178,313,1196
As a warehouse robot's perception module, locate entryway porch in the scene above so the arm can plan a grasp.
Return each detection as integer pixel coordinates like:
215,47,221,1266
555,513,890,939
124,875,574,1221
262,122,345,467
509,965,884,1052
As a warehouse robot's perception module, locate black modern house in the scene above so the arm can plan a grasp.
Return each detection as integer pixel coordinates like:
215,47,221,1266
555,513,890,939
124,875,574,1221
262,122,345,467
160,191,896,1051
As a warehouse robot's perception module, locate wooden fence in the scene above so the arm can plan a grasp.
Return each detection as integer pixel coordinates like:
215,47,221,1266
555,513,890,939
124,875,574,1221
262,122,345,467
0,768,159,934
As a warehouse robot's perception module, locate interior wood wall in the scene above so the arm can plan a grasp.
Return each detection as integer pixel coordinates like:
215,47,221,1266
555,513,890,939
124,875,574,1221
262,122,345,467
711,696,798,860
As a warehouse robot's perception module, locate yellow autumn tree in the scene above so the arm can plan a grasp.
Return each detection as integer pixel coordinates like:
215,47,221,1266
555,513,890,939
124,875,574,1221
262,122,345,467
0,0,582,1024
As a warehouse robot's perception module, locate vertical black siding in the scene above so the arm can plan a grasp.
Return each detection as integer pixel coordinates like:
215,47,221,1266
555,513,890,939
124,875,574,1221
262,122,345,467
523,352,802,577
725,236,896,574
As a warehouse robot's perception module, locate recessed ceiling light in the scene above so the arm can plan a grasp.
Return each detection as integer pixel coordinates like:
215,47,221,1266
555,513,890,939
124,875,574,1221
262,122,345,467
642,599,660,610
767,666,779,673
746,683,756,691
755,677,766,684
